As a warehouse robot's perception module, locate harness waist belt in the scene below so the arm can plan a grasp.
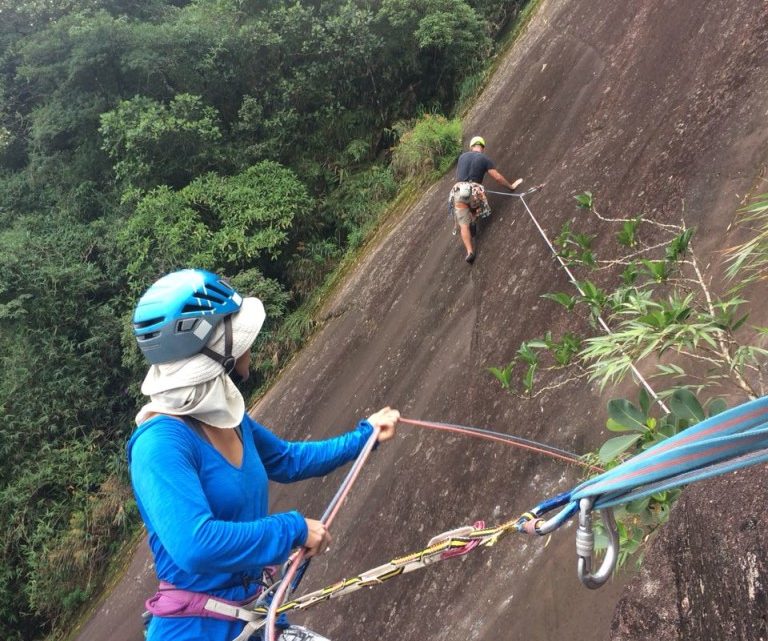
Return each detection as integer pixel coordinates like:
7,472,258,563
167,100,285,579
145,581,262,622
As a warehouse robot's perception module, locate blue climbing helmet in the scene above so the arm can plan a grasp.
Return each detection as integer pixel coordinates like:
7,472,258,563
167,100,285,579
133,269,243,365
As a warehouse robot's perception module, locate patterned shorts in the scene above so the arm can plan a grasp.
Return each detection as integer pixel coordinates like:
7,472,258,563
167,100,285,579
448,182,491,225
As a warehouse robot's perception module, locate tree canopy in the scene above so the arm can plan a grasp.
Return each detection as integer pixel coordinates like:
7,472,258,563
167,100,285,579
0,0,525,638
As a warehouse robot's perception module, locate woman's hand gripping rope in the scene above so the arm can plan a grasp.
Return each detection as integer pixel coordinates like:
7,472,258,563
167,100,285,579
302,520,331,559
262,408,399,641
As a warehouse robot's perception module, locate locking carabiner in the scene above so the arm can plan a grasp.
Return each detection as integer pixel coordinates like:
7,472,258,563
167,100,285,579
575,497,619,589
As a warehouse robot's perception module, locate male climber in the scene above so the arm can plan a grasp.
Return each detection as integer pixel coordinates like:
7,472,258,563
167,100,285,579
449,136,522,264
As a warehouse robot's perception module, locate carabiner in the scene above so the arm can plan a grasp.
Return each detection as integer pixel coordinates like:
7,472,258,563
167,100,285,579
575,497,619,589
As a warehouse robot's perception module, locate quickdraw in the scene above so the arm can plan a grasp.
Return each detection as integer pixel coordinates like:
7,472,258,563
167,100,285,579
212,517,522,638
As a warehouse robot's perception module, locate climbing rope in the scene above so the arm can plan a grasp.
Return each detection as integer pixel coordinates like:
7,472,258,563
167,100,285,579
571,394,768,508
487,186,669,413
398,417,604,473
260,426,380,641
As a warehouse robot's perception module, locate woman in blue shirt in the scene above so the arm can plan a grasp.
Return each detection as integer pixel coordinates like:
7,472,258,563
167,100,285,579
127,269,399,641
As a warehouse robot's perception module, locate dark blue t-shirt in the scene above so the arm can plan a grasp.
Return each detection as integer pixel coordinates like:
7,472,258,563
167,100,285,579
456,151,495,183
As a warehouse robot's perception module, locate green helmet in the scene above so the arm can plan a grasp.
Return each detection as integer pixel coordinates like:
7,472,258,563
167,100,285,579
469,136,486,148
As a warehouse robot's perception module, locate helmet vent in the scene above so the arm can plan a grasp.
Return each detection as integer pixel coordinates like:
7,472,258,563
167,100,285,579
193,291,226,303
205,283,233,299
134,317,164,330
176,318,199,333
214,280,234,293
182,303,217,313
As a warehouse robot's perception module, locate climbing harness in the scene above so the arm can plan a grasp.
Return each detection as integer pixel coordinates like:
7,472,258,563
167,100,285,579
144,578,271,622
448,182,492,222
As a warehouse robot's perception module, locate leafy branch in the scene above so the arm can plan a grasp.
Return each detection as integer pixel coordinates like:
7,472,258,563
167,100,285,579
490,190,768,568
498,192,767,399
591,388,727,566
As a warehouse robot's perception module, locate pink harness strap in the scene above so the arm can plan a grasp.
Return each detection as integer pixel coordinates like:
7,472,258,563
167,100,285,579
145,581,256,621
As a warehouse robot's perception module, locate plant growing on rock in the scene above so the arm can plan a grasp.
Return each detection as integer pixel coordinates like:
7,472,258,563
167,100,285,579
490,190,768,566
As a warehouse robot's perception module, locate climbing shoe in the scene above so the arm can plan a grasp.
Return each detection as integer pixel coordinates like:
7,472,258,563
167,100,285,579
465,252,476,264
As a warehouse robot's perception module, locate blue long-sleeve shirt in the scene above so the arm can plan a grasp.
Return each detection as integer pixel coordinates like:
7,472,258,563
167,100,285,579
127,412,374,641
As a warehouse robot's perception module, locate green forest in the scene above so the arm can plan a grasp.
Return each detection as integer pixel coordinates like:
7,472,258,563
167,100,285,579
0,0,526,638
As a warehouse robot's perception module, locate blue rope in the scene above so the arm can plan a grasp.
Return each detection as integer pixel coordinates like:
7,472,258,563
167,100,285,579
411,399,768,535
571,396,768,502
593,446,768,509
520,396,768,528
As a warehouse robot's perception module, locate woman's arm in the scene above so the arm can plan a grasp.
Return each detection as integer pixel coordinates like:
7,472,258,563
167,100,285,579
250,407,399,483
248,416,374,483
129,422,308,574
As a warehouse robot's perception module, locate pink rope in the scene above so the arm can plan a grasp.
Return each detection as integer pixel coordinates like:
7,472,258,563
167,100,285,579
400,417,603,473
265,426,380,641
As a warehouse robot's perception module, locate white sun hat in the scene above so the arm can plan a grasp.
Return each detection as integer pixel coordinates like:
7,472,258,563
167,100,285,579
135,297,266,428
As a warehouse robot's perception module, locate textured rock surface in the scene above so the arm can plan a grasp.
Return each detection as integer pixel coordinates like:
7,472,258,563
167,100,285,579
611,468,768,641
73,1,768,640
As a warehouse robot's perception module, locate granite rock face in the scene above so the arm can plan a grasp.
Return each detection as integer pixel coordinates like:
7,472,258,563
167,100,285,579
612,467,768,641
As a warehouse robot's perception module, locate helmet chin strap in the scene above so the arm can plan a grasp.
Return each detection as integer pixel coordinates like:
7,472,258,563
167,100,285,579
227,369,245,386
200,316,237,375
